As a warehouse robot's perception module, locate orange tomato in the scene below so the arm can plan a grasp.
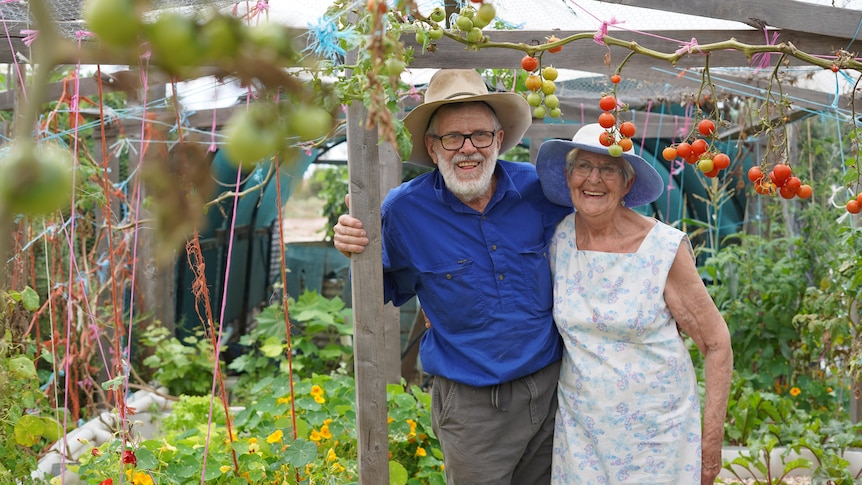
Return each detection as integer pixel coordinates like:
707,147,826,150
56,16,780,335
618,137,633,152
610,74,621,84
796,184,813,199
847,199,861,214
525,75,543,92
662,146,678,161
546,35,563,53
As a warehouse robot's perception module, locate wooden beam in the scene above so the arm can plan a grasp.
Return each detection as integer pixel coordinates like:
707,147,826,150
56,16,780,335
595,0,862,42
404,29,862,72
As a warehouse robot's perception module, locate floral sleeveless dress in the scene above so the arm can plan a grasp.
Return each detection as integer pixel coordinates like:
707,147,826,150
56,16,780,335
549,215,702,484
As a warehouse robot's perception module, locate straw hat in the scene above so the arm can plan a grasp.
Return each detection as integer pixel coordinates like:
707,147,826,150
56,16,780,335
402,69,532,167
536,123,664,208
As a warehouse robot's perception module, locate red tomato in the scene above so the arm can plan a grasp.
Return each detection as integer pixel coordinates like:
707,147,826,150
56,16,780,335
521,55,538,72
599,95,617,111
698,119,716,136
618,121,636,138
712,153,730,170
747,166,764,183
797,184,813,199
610,74,621,84
691,138,708,156
597,112,615,129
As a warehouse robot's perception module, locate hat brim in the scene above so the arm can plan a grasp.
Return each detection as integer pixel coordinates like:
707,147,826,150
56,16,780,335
536,138,664,208
402,93,532,167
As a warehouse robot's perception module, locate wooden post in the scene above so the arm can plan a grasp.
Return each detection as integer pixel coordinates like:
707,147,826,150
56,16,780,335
346,101,389,483
378,140,402,384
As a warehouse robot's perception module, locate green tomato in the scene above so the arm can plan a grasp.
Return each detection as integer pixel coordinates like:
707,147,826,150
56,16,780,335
385,58,406,77
526,92,543,107
223,105,281,171
430,7,446,23
455,15,473,31
466,27,483,43
477,4,496,24
428,27,444,40
542,66,559,81
200,14,241,62
607,144,624,157
0,143,74,216
533,106,547,119
415,30,427,45
148,12,202,75
290,106,333,142
541,80,557,95
549,107,562,118
83,0,140,47
544,94,560,109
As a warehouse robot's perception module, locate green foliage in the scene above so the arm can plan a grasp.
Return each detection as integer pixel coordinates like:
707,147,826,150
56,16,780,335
77,345,444,484
722,374,862,484
141,326,222,396
312,165,349,241
229,290,353,386
702,234,809,390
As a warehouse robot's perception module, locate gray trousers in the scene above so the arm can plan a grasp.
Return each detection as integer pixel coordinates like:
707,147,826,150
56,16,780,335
431,360,561,485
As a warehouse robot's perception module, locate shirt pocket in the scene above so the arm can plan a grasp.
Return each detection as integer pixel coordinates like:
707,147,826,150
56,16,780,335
421,258,489,333
518,240,553,316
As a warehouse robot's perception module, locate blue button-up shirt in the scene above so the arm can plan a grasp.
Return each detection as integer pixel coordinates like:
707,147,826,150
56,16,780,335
381,160,572,386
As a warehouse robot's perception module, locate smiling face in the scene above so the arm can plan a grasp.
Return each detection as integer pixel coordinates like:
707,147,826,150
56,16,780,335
565,148,634,216
425,102,503,204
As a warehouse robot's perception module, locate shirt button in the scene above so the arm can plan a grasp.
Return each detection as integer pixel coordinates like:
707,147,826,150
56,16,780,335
446,274,452,280
498,274,504,280
492,245,497,250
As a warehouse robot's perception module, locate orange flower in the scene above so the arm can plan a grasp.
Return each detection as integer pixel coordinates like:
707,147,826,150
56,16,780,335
789,387,801,397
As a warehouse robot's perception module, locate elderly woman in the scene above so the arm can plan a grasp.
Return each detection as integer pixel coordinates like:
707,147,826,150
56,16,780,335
536,124,733,485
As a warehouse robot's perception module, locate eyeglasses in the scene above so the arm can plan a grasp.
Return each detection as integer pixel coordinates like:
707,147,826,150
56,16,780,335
570,160,623,179
430,131,496,151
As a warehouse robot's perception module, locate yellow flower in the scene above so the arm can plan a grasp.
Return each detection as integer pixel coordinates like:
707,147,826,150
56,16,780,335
387,416,394,424
326,448,338,463
277,396,292,405
267,429,284,444
158,440,177,453
407,419,417,437
790,387,801,397
311,385,324,397
314,394,326,404
331,462,346,473
827,387,833,393
320,424,332,440
415,446,427,457
310,430,323,442
220,465,232,474
131,471,155,485
249,437,258,444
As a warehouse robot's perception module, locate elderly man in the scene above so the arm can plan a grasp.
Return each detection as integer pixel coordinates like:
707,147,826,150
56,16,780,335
334,69,571,484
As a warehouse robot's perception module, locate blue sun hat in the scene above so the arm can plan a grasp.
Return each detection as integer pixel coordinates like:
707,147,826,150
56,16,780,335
536,123,664,208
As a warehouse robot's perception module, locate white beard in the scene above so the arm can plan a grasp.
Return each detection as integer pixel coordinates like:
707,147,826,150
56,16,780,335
434,145,498,202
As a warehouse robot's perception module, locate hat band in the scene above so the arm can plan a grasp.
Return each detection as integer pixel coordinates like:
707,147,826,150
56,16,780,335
444,91,484,99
